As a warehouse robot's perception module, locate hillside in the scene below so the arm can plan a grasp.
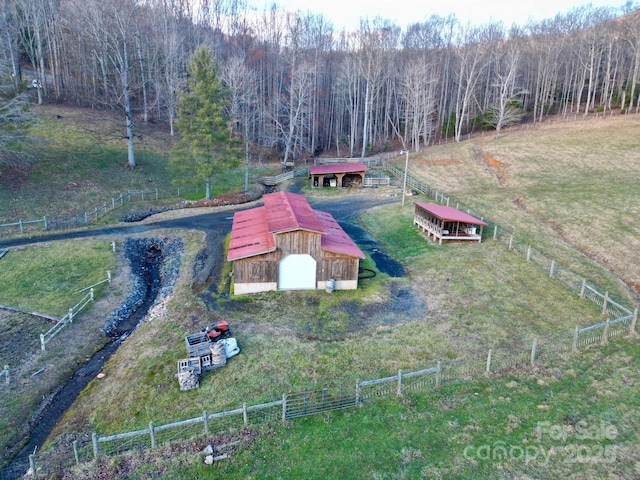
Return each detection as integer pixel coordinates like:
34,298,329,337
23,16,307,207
396,114,640,303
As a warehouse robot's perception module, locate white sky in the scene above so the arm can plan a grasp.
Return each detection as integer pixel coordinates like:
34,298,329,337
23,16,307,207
248,0,633,31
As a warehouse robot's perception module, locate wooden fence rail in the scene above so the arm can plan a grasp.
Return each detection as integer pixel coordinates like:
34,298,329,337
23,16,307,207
0,189,161,236
39,272,112,351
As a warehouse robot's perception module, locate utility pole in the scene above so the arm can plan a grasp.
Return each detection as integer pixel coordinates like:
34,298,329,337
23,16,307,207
400,149,409,207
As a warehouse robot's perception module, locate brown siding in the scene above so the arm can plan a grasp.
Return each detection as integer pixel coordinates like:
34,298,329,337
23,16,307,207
318,255,359,282
232,230,360,288
233,258,278,284
274,230,322,256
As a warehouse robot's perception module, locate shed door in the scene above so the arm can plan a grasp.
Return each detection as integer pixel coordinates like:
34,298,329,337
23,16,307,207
278,254,316,290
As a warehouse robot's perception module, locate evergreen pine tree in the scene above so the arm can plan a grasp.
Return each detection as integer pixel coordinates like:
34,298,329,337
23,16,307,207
170,45,240,200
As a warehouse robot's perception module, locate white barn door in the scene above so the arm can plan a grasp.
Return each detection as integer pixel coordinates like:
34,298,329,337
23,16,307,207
278,254,316,290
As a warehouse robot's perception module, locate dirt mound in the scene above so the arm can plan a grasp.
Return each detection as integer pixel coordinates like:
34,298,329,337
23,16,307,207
121,190,264,222
183,190,262,208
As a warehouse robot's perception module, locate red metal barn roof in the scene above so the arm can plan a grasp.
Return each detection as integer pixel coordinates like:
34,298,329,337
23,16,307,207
315,210,365,259
309,163,369,175
413,202,488,226
263,191,327,234
227,206,277,261
227,192,364,261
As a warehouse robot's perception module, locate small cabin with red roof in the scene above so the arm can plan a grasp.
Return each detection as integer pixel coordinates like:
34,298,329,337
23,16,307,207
413,202,488,245
227,191,365,294
310,163,369,188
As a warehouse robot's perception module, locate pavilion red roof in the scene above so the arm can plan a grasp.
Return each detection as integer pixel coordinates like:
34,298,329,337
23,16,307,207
228,191,364,261
310,163,369,175
413,202,488,226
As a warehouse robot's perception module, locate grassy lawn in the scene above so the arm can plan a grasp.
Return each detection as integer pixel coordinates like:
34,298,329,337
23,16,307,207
213,337,640,480
62,336,640,479
0,104,282,223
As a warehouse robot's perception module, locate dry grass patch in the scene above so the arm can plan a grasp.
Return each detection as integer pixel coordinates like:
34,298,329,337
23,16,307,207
398,115,640,302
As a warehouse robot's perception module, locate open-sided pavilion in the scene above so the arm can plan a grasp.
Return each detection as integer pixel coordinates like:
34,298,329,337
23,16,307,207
413,202,488,245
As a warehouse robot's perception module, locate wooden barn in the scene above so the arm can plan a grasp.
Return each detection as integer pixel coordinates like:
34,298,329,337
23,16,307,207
310,163,369,188
413,202,488,245
227,191,365,294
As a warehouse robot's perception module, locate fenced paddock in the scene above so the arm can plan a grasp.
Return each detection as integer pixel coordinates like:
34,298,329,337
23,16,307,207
363,172,390,187
20,288,638,478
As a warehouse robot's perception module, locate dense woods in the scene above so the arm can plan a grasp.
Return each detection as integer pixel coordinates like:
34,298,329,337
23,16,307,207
2,0,640,162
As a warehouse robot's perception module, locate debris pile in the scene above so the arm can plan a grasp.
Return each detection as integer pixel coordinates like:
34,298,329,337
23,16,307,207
176,321,239,391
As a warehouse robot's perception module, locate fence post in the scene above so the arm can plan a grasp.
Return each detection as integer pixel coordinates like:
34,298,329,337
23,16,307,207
29,454,36,476
493,225,497,240
396,369,402,396
243,402,248,426
580,279,587,299
602,292,609,315
73,440,80,464
92,433,99,459
601,319,610,346
486,349,492,374
526,246,531,262
282,394,287,422
155,188,159,200
203,411,209,434
355,379,361,406
44,216,48,230
573,326,579,352
628,308,638,337
508,235,513,250
40,333,46,352
149,421,156,448
108,270,112,283
435,361,441,388
68,308,73,324
549,260,555,278
530,339,538,365
111,241,116,252
90,288,94,302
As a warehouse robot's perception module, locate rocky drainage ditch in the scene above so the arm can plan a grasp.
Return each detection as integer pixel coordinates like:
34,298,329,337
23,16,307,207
4,237,182,480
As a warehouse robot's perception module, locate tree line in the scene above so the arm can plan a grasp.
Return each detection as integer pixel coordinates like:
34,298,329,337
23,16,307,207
1,0,640,169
